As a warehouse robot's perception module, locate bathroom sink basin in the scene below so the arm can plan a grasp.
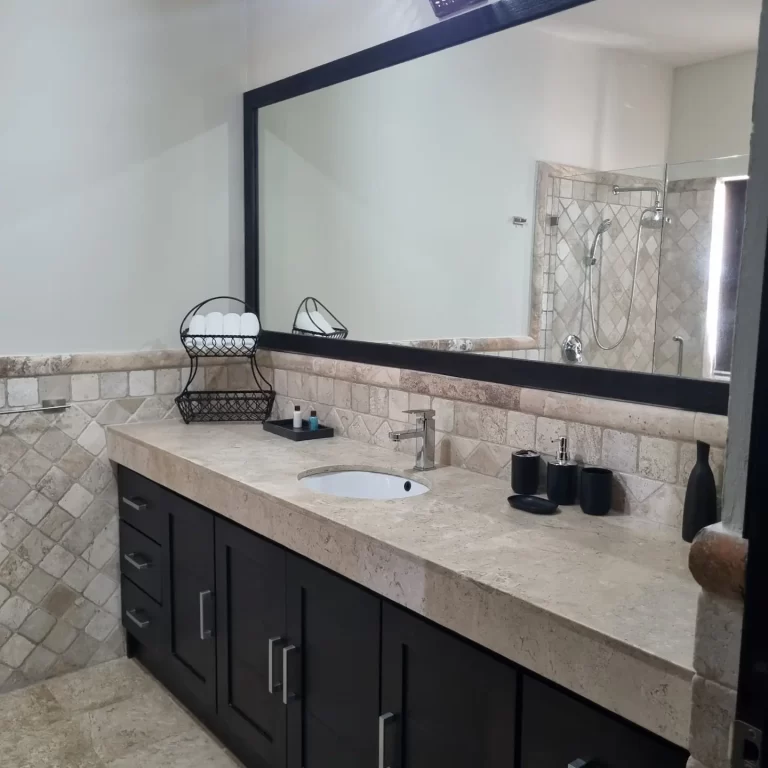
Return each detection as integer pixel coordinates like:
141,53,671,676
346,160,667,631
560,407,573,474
299,470,429,500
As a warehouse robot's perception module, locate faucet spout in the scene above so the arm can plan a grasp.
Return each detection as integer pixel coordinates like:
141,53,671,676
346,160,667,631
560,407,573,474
389,409,436,471
389,429,423,441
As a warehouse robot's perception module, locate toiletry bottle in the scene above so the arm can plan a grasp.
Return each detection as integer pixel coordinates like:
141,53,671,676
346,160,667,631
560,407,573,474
546,437,578,505
293,405,302,430
309,410,319,431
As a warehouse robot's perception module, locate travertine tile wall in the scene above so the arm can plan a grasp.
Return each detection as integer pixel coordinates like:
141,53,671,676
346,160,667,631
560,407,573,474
655,179,716,378
243,351,729,531
687,586,743,768
0,359,227,694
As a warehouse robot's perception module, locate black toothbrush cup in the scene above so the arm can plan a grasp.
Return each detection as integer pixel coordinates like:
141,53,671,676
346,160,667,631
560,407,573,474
580,467,613,516
511,450,540,495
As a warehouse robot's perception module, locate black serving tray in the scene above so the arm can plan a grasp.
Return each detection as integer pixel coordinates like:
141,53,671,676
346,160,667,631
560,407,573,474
263,419,335,441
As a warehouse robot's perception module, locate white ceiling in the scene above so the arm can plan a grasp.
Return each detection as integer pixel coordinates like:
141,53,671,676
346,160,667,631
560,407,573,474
533,0,761,66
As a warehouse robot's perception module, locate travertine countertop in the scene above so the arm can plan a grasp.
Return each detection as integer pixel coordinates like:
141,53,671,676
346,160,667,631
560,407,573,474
107,421,697,747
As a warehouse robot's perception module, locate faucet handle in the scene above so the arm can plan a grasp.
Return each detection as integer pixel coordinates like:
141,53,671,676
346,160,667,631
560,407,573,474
404,408,435,419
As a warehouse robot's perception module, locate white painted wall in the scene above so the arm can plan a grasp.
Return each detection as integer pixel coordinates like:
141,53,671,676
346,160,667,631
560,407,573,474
259,23,672,341
668,51,758,165
246,0,438,89
0,1,248,356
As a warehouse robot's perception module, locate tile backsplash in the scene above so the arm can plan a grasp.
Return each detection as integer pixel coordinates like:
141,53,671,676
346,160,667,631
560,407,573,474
0,348,728,695
249,350,727,532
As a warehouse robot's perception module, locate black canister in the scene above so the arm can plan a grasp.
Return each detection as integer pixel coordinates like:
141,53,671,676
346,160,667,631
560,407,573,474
546,437,578,505
511,450,540,495
580,467,614,516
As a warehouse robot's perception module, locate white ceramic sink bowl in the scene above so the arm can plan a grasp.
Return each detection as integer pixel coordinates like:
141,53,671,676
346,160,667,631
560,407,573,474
299,470,429,500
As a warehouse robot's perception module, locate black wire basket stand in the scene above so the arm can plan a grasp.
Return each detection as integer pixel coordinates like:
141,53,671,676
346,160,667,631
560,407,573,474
176,296,275,424
292,297,348,340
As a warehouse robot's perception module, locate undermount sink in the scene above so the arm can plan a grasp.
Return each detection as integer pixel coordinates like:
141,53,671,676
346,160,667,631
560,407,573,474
299,469,430,500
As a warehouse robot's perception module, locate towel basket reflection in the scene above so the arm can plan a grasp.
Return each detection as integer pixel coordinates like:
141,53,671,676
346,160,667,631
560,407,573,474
292,297,348,340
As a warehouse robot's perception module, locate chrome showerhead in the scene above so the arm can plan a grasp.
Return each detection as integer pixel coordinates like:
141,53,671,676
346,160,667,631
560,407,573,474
596,217,613,236
641,206,666,230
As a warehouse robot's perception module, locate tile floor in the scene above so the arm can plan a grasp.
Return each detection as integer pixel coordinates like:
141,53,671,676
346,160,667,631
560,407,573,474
0,657,241,767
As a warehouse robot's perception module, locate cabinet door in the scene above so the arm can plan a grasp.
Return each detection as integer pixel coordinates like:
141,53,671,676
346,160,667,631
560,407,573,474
215,518,288,768
163,492,217,713
286,554,381,768
520,676,687,768
381,603,518,768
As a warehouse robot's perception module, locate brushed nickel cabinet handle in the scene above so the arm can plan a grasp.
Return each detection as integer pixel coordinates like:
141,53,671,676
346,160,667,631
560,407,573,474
126,609,150,629
199,590,214,640
379,712,396,768
122,496,147,512
282,645,300,705
124,552,151,571
268,637,285,694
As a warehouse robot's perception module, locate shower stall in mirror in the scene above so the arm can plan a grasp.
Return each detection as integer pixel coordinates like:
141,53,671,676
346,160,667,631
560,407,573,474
538,155,748,379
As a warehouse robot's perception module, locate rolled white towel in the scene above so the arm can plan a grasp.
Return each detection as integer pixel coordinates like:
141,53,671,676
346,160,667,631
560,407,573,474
240,313,260,349
186,315,206,350
294,311,315,334
223,313,241,348
309,310,336,335
205,312,224,349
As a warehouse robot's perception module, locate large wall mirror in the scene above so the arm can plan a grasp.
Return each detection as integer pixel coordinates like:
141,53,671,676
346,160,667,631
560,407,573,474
248,0,760,413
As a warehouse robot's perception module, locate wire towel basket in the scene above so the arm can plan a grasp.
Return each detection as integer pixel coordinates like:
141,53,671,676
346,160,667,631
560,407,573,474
176,296,275,424
292,297,348,340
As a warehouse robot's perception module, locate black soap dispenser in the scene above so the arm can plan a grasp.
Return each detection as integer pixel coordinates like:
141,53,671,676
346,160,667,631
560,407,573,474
547,437,578,505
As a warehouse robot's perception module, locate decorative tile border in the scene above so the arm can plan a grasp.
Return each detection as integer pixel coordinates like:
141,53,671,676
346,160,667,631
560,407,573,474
0,350,228,379
245,350,729,530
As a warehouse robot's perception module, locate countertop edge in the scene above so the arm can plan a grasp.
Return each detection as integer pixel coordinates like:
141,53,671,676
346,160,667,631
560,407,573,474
107,425,693,748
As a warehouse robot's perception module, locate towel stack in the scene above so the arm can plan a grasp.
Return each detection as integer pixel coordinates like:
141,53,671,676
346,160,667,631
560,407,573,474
184,312,261,350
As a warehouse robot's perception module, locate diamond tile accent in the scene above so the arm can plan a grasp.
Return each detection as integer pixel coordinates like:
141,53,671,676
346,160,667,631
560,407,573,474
0,367,192,694
543,171,661,371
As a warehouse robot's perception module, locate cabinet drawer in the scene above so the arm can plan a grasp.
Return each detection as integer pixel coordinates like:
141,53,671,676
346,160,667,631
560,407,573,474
121,576,167,650
120,521,163,604
118,466,170,545
520,676,687,768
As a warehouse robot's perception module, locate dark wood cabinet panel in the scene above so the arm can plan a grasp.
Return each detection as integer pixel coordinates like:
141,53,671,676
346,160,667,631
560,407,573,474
520,676,688,768
286,554,381,768
117,466,171,545
215,517,288,768
163,491,217,713
121,576,167,649
382,602,518,768
119,521,163,604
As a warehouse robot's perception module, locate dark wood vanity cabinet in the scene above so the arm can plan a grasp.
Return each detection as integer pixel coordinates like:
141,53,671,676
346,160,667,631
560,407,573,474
117,467,687,768
382,603,518,767
520,676,687,768
215,517,287,767
118,467,216,718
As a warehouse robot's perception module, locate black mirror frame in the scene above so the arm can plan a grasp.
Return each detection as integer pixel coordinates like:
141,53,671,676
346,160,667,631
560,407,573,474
244,0,730,416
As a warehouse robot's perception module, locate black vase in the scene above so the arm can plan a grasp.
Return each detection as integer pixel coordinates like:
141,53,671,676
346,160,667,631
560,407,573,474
682,441,718,543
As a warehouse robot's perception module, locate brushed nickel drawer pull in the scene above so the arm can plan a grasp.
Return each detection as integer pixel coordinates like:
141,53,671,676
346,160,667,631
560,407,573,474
122,496,147,512
125,609,150,629
124,552,151,571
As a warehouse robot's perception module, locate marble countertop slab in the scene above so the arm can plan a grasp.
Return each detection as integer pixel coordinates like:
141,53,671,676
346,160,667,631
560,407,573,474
107,422,697,747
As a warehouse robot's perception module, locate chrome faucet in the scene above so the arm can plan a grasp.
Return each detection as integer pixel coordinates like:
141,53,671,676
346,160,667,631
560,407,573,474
389,409,436,471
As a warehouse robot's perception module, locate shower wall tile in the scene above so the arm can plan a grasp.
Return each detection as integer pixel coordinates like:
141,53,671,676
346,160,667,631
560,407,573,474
533,163,662,372
654,179,716,377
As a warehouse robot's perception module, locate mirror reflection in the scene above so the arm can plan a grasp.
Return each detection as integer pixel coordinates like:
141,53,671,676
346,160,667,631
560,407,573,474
258,0,759,381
